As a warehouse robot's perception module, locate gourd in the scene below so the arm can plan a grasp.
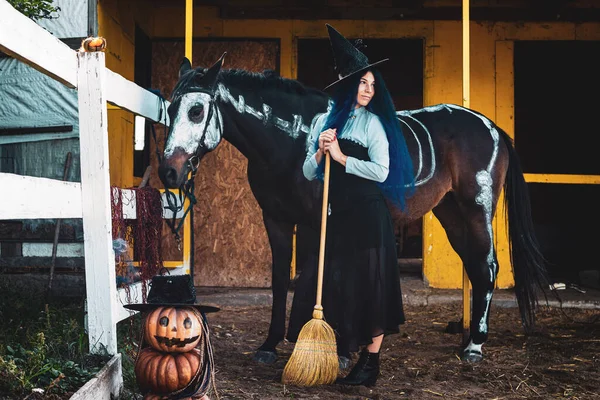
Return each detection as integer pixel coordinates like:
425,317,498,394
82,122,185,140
144,306,203,353
135,347,203,394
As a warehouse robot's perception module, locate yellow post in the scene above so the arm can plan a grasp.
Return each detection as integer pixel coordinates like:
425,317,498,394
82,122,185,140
461,0,471,346
185,0,193,61
185,0,194,276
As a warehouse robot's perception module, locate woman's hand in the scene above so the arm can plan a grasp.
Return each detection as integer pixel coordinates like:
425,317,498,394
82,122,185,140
318,128,337,152
315,128,337,164
324,134,347,167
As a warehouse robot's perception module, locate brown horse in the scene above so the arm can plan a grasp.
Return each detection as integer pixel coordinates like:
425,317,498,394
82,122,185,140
158,56,551,365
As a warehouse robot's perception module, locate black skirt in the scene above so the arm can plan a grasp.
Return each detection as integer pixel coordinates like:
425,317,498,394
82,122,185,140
288,139,404,355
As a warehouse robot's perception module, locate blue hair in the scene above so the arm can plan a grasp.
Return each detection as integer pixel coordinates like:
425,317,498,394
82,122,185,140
315,69,415,210
313,77,356,179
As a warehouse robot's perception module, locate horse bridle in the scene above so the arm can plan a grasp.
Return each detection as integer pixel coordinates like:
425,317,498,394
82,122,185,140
162,87,222,247
181,86,223,176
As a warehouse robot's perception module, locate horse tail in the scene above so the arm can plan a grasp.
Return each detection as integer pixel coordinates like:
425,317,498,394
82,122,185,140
499,128,552,332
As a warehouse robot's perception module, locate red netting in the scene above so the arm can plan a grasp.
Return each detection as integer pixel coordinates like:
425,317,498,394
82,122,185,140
111,186,164,302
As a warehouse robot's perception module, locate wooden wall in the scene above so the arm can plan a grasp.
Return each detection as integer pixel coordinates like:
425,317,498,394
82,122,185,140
97,0,600,288
150,40,279,287
97,0,153,188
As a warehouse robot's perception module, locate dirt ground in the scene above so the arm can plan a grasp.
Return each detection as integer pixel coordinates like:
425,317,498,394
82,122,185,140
204,301,600,400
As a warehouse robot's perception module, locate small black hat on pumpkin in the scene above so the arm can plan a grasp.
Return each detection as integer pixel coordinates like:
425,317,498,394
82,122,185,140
124,274,219,313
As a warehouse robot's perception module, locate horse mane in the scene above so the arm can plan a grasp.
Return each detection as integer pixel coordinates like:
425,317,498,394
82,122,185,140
170,68,199,99
171,66,327,100
220,68,327,98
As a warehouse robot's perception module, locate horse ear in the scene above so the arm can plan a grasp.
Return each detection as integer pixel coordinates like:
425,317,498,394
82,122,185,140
180,57,192,78
198,52,226,91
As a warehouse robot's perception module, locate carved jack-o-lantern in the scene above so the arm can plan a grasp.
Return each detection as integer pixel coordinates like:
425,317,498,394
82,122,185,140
135,347,202,394
143,393,209,400
144,306,203,353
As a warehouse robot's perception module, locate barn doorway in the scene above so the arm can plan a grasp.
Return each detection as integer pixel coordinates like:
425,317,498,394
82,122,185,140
514,40,600,289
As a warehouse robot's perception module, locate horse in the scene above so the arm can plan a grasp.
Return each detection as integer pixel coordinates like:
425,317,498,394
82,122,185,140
158,55,551,365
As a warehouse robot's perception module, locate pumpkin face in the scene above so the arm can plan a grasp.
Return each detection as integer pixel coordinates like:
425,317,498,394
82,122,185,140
135,347,202,394
144,306,203,352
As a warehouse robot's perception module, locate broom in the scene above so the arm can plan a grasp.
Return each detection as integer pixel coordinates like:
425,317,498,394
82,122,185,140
282,152,339,386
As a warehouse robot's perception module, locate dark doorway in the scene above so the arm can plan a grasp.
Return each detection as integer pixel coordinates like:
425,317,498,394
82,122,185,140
297,38,423,110
297,37,424,270
515,40,600,288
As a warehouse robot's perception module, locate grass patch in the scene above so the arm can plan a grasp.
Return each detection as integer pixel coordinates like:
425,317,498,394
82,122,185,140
0,280,109,398
117,311,143,399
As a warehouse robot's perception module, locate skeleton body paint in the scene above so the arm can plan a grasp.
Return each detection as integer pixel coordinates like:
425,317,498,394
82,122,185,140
402,104,501,337
159,60,547,365
396,113,436,187
165,82,319,158
464,340,483,357
164,92,223,157
216,84,310,139
478,291,494,334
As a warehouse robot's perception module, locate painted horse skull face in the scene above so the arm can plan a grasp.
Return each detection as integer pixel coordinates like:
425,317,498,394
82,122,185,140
158,54,226,188
144,306,203,353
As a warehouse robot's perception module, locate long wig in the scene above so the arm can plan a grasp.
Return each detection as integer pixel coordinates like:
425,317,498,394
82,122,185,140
315,69,415,210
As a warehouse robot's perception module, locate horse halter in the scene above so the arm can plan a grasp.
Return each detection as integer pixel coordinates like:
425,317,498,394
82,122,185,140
162,86,222,247
169,85,223,178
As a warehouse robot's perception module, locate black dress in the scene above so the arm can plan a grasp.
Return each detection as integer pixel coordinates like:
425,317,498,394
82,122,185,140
288,138,404,355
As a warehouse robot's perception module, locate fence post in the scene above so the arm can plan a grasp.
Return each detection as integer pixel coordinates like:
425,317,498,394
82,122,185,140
77,51,118,355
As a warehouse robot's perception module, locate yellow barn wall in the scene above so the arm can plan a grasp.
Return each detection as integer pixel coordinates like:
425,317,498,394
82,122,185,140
97,0,139,188
139,5,600,288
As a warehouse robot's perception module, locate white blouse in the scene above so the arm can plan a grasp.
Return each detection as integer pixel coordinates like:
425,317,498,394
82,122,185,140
303,106,390,183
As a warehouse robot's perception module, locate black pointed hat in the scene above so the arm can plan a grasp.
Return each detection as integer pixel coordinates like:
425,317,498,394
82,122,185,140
324,24,388,92
123,274,219,313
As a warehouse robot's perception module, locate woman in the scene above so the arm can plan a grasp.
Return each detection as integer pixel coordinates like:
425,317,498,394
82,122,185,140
297,24,414,387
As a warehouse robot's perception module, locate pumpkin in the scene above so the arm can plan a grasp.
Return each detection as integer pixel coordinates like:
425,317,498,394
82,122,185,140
144,306,203,352
79,36,106,52
143,394,209,400
135,347,203,394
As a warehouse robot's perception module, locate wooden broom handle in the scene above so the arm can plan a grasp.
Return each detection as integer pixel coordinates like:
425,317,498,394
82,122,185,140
315,152,331,309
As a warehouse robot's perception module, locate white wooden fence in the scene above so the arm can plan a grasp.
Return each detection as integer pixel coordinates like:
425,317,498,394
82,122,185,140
0,0,179,355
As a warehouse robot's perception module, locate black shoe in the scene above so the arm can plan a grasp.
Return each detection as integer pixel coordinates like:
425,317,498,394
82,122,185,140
336,349,380,387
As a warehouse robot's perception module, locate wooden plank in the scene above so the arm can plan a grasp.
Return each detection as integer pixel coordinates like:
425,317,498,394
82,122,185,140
117,189,185,219
77,52,119,356
105,69,170,126
22,243,84,257
524,173,600,185
219,5,600,22
0,173,83,219
69,354,122,400
0,0,77,88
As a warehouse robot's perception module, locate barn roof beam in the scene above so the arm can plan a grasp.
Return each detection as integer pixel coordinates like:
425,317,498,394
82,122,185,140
217,6,600,22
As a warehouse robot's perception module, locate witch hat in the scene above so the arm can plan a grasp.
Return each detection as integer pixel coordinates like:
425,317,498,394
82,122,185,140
124,274,219,313
324,24,388,92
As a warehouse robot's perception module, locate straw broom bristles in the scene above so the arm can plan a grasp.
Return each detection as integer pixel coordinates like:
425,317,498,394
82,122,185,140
282,153,339,386
281,306,339,386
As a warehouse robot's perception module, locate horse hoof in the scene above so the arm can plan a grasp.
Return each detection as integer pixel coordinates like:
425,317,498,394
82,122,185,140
462,349,483,363
339,356,351,370
253,350,277,364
